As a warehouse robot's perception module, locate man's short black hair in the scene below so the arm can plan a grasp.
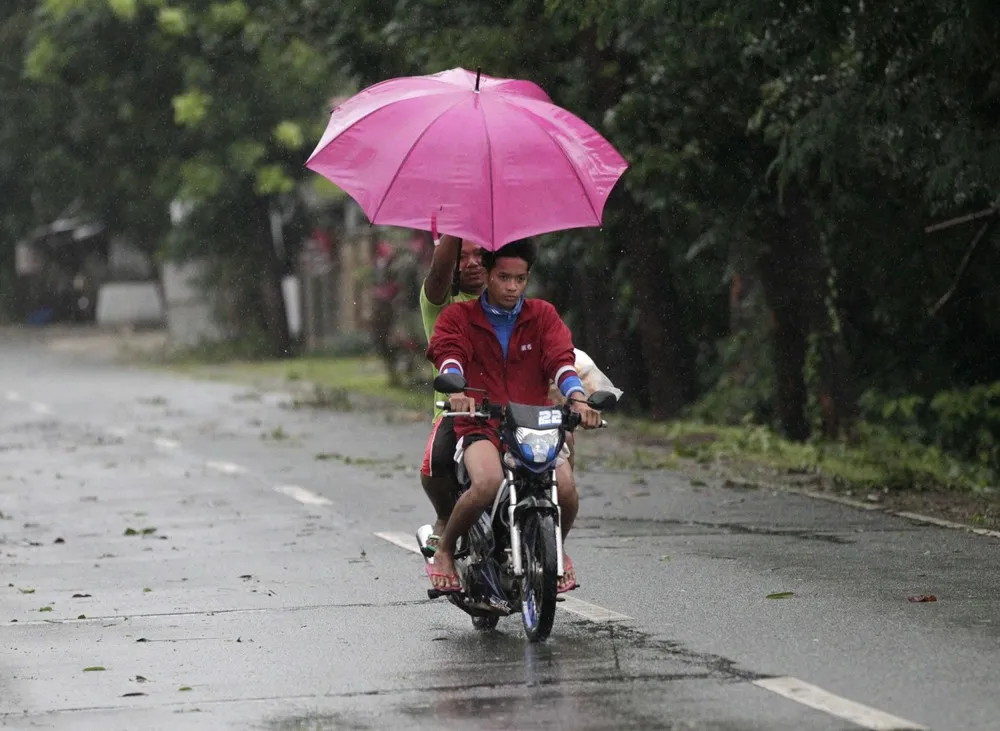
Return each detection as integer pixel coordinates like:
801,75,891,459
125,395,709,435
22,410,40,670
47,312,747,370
482,238,537,271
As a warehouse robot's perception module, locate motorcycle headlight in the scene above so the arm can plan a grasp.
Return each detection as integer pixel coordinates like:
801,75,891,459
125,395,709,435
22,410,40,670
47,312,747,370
515,427,560,464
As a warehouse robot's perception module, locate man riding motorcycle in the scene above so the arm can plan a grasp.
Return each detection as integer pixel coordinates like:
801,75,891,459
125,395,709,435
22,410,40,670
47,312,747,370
425,238,602,594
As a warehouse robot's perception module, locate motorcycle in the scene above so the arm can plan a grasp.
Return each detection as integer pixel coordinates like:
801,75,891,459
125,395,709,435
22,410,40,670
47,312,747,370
416,371,617,642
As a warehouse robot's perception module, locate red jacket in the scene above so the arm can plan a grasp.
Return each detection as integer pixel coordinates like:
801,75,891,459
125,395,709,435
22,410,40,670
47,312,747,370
427,297,576,439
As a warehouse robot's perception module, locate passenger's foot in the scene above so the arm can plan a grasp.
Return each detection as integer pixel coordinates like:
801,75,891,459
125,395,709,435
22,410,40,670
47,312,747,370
426,550,461,593
557,554,577,594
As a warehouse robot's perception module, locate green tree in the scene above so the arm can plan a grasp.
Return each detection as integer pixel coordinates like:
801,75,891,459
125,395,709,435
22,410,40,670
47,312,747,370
21,0,337,354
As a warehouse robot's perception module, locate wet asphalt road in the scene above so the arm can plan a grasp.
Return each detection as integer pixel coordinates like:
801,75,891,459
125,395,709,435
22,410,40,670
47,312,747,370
1,333,998,730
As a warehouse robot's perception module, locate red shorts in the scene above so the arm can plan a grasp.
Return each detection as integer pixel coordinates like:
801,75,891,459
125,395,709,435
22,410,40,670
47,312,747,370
420,416,458,478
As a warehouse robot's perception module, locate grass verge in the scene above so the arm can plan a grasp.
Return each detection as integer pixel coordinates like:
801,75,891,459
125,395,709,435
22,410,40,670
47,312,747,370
161,351,432,414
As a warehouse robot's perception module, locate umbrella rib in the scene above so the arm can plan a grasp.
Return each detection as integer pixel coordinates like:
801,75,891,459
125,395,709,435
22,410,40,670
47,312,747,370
497,99,603,225
478,100,497,249
370,96,470,223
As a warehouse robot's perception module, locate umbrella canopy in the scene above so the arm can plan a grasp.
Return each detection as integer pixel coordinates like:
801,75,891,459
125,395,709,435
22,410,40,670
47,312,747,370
305,68,628,250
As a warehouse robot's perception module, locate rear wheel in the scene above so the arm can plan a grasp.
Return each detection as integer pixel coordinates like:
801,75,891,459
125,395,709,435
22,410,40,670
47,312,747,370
519,512,558,642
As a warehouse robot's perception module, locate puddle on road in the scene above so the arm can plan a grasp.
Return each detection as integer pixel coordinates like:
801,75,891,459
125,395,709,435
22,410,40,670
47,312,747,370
262,621,767,731
265,713,372,731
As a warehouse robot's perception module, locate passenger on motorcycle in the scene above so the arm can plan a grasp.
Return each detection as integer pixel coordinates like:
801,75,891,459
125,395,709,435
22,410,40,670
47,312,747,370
425,238,602,594
418,234,487,552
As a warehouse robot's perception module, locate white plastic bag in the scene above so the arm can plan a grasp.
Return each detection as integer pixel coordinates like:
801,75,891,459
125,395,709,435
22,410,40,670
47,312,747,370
549,348,624,404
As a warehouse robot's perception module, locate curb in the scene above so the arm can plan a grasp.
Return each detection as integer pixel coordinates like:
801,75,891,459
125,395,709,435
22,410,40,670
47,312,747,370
782,486,1000,540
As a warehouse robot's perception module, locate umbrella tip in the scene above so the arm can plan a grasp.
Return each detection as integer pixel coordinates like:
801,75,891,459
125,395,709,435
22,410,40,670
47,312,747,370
475,67,481,92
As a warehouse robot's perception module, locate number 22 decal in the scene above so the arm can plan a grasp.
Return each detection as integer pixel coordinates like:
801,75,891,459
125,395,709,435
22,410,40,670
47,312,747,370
538,409,562,426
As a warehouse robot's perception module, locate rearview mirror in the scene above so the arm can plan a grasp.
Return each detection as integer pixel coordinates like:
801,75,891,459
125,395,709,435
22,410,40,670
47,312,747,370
434,372,468,394
587,390,618,412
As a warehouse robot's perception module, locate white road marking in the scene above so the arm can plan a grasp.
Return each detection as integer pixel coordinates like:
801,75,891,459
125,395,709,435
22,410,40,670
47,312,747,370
206,460,248,475
274,485,332,506
559,596,631,622
375,531,421,553
754,677,928,730
5,391,21,402
30,402,51,415
373,531,631,622
153,437,180,451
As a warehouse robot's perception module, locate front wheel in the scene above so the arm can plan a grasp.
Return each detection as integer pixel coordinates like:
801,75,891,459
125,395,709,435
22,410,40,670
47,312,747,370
519,512,558,642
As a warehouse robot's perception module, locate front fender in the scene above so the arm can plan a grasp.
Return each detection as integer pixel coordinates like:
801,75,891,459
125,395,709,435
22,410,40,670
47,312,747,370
513,496,558,523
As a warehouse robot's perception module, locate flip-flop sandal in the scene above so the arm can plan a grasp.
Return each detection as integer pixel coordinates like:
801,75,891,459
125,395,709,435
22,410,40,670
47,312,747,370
425,563,461,594
557,555,577,594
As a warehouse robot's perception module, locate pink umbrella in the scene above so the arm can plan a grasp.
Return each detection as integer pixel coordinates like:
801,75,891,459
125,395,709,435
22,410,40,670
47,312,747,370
305,68,628,251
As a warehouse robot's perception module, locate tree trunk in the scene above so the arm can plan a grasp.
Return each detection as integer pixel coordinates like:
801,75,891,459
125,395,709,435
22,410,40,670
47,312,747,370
628,219,697,420
250,200,293,358
755,191,856,440
573,252,645,410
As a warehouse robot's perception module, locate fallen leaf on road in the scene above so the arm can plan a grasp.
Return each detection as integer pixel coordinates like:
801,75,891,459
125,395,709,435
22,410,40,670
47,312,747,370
77,615,86,619
72,593,92,598
39,606,53,612
141,527,157,536
143,588,152,593
239,574,252,580
178,686,192,692
660,555,671,561
907,594,937,603
124,528,139,536
136,638,148,643
122,692,146,697
83,666,106,672
54,537,65,544
632,491,651,497
134,675,148,682
766,592,794,599
19,588,35,594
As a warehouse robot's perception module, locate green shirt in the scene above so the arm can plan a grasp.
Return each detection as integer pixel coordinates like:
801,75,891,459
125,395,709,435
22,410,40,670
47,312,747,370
420,282,479,420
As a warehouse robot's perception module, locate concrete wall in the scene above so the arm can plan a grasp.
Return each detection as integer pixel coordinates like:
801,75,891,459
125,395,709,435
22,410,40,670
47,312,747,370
160,260,228,347
95,282,165,328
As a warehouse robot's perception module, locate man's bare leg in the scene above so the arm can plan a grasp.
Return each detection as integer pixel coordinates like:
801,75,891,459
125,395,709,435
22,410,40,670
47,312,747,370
555,460,580,591
431,440,503,589
555,460,579,537
419,473,458,544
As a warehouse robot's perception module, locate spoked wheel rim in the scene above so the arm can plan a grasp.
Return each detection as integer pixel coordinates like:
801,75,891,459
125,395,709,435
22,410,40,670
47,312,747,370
522,532,542,631
520,513,557,642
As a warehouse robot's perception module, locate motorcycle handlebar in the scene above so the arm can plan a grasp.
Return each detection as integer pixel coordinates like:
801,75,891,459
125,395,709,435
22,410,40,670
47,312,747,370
436,402,608,429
